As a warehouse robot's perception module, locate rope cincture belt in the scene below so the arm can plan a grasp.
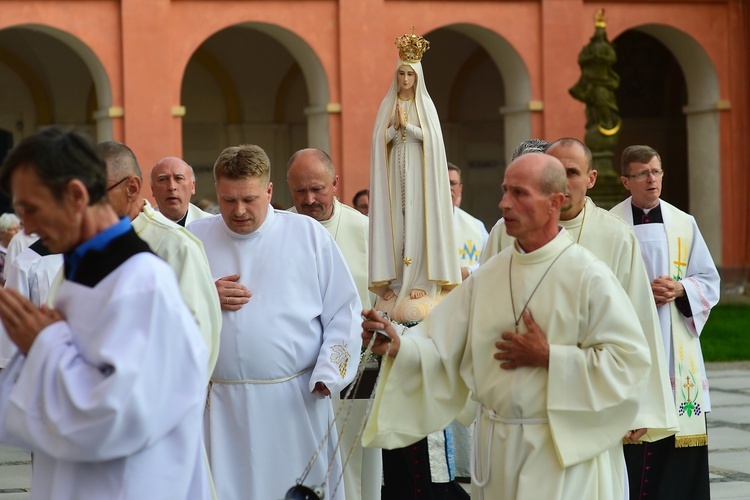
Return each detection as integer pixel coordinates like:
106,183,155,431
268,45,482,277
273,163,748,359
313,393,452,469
207,368,314,411
210,367,312,385
471,405,549,489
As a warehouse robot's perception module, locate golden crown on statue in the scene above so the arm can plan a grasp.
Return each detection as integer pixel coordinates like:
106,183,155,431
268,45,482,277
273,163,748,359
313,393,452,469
395,27,430,63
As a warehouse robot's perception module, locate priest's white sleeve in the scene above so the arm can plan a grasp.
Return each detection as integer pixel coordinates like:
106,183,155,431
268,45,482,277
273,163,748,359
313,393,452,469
151,230,222,376
616,228,678,441
680,218,720,336
363,278,474,449
2,275,207,462
310,234,363,396
547,260,651,468
0,353,30,449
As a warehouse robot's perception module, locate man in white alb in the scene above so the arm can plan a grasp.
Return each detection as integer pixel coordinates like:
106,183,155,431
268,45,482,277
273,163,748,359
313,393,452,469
481,138,678,450
287,148,380,500
0,237,63,368
2,229,37,283
0,128,209,499
287,149,372,309
189,144,362,500
612,145,720,499
361,152,651,499
448,163,488,281
97,142,221,377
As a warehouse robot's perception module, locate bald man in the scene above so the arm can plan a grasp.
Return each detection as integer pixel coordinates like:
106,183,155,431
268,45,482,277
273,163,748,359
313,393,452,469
361,153,650,499
151,156,211,226
99,143,221,377
287,149,372,308
481,138,678,450
287,148,379,500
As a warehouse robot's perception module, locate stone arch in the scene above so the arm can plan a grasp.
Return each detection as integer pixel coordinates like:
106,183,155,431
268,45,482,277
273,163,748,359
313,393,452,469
423,23,533,226
617,24,722,261
180,22,330,207
191,47,244,125
0,24,113,141
246,23,330,152
0,45,54,126
439,23,533,164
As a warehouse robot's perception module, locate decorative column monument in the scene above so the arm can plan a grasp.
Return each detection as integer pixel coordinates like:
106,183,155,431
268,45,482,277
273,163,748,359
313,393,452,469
569,9,626,207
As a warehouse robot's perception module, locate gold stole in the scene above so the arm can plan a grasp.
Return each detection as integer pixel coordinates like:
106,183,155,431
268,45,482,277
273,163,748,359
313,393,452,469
665,209,707,447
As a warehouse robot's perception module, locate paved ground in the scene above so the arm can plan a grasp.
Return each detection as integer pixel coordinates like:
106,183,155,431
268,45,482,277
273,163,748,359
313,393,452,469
705,361,750,499
459,361,750,498
1,362,748,498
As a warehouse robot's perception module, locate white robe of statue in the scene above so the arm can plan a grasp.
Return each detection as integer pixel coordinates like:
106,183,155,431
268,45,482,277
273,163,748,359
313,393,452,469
369,59,460,304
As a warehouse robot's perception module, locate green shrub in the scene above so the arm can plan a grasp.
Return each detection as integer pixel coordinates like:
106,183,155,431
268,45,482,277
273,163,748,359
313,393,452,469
699,305,750,362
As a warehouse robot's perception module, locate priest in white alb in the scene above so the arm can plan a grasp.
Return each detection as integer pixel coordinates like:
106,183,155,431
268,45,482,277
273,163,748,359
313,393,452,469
286,147,381,500
0,238,63,368
361,153,651,500
448,162,488,281
189,144,362,500
151,156,212,227
481,138,679,449
287,149,373,310
96,141,222,377
0,128,210,499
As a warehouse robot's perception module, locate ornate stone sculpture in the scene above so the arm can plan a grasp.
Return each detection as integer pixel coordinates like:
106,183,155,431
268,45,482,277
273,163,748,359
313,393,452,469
569,9,624,206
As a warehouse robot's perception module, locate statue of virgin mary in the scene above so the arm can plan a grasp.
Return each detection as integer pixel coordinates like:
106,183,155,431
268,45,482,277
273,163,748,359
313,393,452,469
369,31,460,321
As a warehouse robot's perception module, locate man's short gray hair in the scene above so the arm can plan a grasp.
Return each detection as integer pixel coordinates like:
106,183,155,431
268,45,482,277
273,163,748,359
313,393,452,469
511,139,551,161
96,141,143,180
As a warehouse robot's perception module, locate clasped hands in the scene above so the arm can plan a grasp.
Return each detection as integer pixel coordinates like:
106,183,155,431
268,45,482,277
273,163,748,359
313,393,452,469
392,102,408,132
0,288,63,355
651,275,685,307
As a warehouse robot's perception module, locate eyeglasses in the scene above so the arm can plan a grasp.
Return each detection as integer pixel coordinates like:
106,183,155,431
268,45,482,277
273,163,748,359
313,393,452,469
107,177,130,191
624,169,664,180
